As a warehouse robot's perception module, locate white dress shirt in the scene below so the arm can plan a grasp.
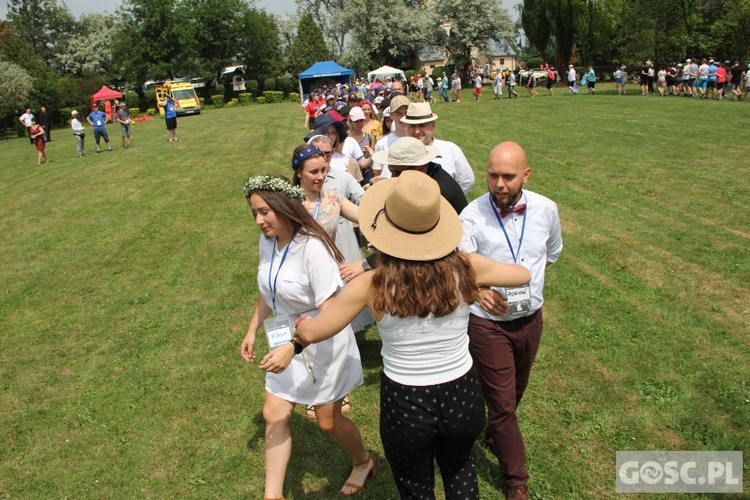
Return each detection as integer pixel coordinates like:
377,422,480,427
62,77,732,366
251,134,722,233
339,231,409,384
459,190,563,321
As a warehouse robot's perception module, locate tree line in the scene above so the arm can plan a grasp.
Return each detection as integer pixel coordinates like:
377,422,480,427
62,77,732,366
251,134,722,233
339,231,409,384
521,0,750,71
3,0,748,126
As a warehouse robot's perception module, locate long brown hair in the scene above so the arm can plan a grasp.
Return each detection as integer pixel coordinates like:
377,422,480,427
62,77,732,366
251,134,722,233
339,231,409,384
246,180,342,262
370,251,478,318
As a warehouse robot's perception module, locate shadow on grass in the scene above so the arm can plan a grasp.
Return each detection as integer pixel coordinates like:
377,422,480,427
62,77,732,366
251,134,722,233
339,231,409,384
247,409,395,498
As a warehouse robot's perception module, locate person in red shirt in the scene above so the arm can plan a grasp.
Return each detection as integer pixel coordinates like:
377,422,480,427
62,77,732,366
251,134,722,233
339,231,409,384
305,91,325,130
714,61,728,100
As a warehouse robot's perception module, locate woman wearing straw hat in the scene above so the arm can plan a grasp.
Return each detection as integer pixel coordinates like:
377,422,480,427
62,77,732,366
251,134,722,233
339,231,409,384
240,175,373,498
295,171,531,499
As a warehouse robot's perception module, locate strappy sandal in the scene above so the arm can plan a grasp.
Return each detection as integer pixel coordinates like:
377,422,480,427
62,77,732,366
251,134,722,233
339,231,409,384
306,405,316,419
341,395,352,413
341,454,376,496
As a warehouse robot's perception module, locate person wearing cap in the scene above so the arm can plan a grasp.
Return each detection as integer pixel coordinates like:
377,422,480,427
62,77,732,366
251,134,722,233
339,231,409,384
707,59,718,99
116,102,133,149
372,136,468,214
296,170,531,500
347,106,377,184
70,110,87,157
458,142,563,500
398,102,475,195
614,65,625,95
567,65,577,94
371,95,411,175
240,175,372,498
87,103,112,153
305,111,371,178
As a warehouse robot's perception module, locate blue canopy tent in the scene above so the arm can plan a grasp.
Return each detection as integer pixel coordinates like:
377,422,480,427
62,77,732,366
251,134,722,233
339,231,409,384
298,60,355,99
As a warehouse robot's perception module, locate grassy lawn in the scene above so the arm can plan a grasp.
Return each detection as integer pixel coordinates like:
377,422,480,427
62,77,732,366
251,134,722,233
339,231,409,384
1,83,748,499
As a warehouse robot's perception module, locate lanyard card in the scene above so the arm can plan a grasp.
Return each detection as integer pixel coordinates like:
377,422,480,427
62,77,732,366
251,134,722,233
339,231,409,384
263,314,294,350
505,285,531,314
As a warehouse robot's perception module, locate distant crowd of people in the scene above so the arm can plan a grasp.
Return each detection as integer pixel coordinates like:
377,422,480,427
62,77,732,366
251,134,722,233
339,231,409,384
17,94,188,164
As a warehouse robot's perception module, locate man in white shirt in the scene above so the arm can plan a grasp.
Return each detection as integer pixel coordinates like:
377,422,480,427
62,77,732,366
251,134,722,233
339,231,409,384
458,142,562,500
567,65,578,94
19,108,35,144
398,102,475,194
371,95,411,176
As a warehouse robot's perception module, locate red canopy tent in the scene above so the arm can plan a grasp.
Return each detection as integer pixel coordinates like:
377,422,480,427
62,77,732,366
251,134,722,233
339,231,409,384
90,86,122,105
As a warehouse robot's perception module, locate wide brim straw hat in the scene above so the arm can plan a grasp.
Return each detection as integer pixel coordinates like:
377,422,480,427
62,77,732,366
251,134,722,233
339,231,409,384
401,102,438,125
370,136,440,166
359,170,462,261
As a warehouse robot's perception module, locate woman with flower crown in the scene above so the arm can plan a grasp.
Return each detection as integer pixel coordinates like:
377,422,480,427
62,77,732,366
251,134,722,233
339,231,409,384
240,175,374,499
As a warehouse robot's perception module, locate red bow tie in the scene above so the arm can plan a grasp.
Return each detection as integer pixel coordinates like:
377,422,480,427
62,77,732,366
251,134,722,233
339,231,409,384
500,204,526,218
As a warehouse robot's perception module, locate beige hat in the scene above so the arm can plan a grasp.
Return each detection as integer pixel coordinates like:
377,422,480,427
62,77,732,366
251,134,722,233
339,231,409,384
401,102,438,125
71,110,78,116
389,95,410,112
371,137,440,166
359,170,461,261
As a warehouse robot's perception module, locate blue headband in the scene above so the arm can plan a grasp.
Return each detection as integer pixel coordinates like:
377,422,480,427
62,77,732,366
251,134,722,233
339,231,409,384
292,146,322,171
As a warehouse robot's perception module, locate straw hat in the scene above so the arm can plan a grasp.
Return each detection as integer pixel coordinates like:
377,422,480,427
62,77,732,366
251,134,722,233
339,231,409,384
359,170,461,261
371,137,439,166
401,102,438,125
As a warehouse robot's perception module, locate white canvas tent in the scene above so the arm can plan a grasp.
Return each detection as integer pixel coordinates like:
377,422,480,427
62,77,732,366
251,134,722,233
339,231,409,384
367,65,406,82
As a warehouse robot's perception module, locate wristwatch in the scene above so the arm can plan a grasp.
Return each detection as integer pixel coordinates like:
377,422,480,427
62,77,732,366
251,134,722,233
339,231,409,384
289,338,304,355
361,259,371,271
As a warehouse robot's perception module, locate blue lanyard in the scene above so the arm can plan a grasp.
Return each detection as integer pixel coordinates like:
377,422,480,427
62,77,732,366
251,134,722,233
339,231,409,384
268,237,292,313
313,196,322,221
489,193,527,263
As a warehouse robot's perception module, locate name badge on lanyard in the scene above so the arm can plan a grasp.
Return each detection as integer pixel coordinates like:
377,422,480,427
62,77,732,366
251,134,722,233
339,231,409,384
263,237,294,349
489,193,531,313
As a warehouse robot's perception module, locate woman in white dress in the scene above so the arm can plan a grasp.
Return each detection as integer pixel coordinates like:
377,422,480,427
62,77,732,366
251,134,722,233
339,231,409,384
240,175,374,499
295,171,531,498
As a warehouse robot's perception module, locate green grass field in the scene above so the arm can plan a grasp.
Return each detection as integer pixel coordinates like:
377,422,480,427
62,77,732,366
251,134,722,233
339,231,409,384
1,84,748,499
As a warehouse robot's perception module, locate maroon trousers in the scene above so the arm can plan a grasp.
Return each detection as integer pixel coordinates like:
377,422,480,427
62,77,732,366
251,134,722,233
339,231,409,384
467,310,543,488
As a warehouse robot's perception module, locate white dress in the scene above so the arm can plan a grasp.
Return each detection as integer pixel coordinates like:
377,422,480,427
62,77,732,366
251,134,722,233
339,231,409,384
258,234,363,405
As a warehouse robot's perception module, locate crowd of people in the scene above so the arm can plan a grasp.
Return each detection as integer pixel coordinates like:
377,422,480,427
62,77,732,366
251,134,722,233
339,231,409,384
243,84,563,499
17,95,184,164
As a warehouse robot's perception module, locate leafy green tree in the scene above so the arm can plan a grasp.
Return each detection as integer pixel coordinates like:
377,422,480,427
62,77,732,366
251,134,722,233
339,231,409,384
5,0,76,71
288,14,329,75
0,60,34,116
57,14,118,77
0,21,48,75
339,0,438,73
435,0,515,75
521,0,552,61
296,0,350,57
186,0,247,81
113,0,196,87
548,0,579,71
237,9,284,82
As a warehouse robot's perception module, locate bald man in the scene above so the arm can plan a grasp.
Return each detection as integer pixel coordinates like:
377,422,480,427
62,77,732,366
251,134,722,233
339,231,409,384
458,142,562,500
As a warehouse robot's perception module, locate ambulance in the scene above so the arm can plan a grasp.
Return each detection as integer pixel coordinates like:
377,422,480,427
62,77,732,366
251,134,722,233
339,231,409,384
155,80,201,116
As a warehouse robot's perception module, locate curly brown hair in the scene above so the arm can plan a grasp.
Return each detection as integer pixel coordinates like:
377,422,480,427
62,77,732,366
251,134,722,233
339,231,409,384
371,251,478,318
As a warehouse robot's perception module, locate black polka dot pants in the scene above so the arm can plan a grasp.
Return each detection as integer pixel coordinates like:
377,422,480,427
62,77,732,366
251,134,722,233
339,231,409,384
379,367,485,499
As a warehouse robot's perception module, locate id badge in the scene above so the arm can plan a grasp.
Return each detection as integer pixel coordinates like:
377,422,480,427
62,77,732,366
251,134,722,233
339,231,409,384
505,285,531,314
96,120,102,127
263,314,294,350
